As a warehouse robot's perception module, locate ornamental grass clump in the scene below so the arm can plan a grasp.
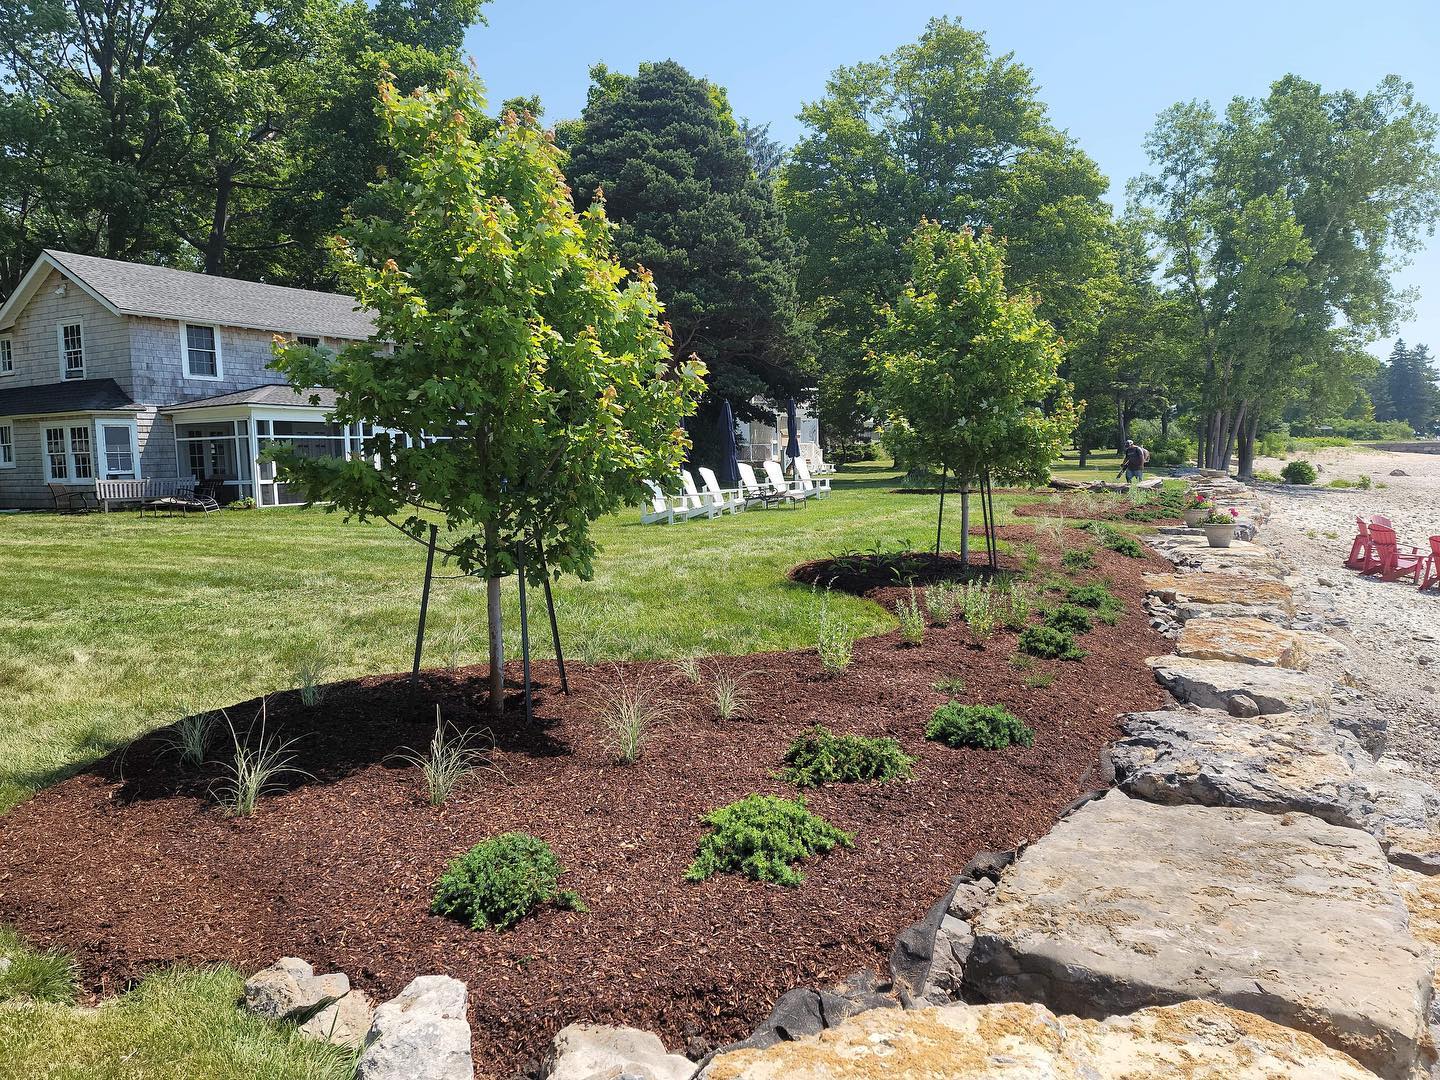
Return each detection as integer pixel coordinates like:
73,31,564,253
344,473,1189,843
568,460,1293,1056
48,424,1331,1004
159,710,218,770
211,705,309,817
781,727,915,788
926,703,1034,750
711,667,752,721
814,590,854,675
1043,603,1093,636
431,832,584,931
281,639,333,707
1018,625,1087,661
685,794,853,887
392,706,497,803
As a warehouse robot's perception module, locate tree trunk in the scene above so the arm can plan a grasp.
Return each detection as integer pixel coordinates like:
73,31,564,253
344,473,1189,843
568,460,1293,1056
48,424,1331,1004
203,165,235,276
1160,409,1170,441
959,489,970,565
1077,436,1089,468
1115,395,1128,451
1236,412,1258,481
485,519,504,716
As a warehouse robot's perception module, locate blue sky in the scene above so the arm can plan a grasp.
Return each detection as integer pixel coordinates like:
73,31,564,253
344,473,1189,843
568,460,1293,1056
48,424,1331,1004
468,0,1440,361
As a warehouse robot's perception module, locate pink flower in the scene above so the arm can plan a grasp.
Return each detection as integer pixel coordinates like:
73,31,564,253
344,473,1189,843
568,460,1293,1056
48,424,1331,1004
1229,507,1239,517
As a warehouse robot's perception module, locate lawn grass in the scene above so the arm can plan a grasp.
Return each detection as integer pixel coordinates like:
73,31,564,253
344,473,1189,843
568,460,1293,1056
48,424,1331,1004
0,462,1038,811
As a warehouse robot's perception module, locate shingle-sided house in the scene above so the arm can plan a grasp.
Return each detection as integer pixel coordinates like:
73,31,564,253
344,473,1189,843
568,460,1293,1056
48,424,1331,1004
0,250,378,509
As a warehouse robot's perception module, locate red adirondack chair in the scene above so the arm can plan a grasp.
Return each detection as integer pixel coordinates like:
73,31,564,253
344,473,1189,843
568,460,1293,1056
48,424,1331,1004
1422,536,1440,591
1367,522,1427,584
1346,517,1373,570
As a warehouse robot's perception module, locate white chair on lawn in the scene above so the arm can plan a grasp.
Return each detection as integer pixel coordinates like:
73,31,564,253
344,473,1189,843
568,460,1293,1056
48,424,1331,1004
697,467,746,514
735,463,775,509
794,457,830,498
679,470,722,519
640,481,704,525
761,460,809,508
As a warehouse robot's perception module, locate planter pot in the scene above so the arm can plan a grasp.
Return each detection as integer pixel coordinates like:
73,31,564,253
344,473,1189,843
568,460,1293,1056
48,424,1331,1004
1183,508,1208,528
1202,523,1235,548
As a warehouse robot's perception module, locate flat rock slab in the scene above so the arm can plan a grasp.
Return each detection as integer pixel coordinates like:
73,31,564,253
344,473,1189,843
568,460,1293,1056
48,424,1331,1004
1177,616,1344,670
1143,571,1295,613
1147,655,1331,717
701,999,1378,1079
1113,709,1366,828
965,791,1434,1079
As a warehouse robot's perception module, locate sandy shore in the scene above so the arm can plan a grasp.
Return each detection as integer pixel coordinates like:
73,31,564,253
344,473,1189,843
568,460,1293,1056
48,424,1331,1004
1252,445,1440,770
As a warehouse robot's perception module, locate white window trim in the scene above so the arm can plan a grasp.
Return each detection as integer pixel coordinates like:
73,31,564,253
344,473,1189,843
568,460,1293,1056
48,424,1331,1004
181,322,224,381
57,319,84,381
43,422,96,483
95,417,141,481
0,419,14,469
0,334,14,377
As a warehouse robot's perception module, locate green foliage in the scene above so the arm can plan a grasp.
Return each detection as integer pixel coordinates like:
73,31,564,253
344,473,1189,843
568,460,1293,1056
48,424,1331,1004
566,60,808,457
1023,671,1056,689
932,675,966,695
1018,625,1087,661
1281,460,1318,485
1043,603,1094,636
1086,522,1145,558
431,833,583,931
924,584,959,626
896,587,926,646
711,668,752,721
781,727,915,788
815,598,854,675
828,443,882,465
926,703,1034,750
685,794,853,887
280,638,333,707
392,707,496,803
1060,548,1096,572
1258,430,1289,457
0,925,77,1004
1065,582,1124,624
999,582,1037,631
593,681,667,764
959,582,998,642
159,711,218,771
211,707,309,817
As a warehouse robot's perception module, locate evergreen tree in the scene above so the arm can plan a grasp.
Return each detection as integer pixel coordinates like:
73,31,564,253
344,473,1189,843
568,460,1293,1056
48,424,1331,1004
739,118,786,181
565,61,809,454
1387,341,1440,433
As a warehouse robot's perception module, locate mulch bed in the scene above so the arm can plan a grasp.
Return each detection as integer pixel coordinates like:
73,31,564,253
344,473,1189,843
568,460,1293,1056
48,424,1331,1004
1013,494,1183,526
0,525,1171,1079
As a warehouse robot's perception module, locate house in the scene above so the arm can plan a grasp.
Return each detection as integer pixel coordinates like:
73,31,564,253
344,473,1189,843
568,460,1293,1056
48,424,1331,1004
736,397,829,473
0,250,376,509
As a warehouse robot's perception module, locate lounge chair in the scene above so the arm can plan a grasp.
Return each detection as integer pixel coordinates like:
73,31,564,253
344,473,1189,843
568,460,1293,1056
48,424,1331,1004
697,467,746,514
47,483,91,513
737,462,795,509
763,460,811,505
640,480,709,525
1366,522,1426,584
795,458,830,498
1345,517,1373,571
679,470,722,519
1422,537,1440,591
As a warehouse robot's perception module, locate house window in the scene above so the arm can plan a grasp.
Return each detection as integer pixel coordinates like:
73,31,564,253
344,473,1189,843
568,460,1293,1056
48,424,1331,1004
59,321,84,379
44,424,94,481
296,335,320,348
0,424,13,468
99,422,137,479
0,336,13,375
182,323,222,379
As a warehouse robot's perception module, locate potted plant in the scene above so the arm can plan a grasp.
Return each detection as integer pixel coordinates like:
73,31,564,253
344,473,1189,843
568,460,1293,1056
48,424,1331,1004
1182,493,1211,528
1199,507,1239,548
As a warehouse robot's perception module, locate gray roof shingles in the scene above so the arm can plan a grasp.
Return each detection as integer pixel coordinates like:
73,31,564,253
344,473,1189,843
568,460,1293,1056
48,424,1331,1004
0,378,140,417
164,384,340,411
46,250,377,340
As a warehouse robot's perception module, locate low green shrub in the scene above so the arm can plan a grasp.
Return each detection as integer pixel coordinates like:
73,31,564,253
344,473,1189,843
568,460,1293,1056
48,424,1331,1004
829,442,880,465
1086,522,1144,558
686,794,853,886
1253,469,1284,483
781,727,915,788
1023,671,1056,689
0,925,77,1004
925,703,1034,750
1043,603,1093,636
924,584,959,626
896,587,926,646
932,675,966,695
1060,548,1096,572
1064,581,1124,624
1281,459,1317,485
431,832,584,931
1018,625,1086,661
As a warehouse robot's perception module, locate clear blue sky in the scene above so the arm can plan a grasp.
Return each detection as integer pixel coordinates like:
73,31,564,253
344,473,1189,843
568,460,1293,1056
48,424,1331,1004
468,0,1440,362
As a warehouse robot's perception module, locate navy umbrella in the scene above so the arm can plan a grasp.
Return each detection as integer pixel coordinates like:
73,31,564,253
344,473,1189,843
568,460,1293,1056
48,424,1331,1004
718,399,740,486
785,397,802,471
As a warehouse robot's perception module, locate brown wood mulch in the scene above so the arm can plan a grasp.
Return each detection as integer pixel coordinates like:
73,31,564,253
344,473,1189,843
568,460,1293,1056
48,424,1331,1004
1012,495,1183,525
0,525,1171,1079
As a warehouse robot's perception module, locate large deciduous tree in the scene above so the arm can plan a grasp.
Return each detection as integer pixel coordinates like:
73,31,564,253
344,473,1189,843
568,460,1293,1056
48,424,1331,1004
783,16,1113,445
873,221,1076,562
1132,75,1440,475
564,60,809,461
270,72,705,715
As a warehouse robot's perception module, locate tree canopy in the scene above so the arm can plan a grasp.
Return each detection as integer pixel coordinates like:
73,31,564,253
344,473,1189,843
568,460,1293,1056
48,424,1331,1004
564,60,809,458
270,70,705,711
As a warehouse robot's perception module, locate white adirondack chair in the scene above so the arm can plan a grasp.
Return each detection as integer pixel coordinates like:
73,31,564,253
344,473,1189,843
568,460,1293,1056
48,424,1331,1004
761,460,809,507
795,457,830,498
736,462,769,501
697,467,746,514
679,470,722,518
640,480,706,524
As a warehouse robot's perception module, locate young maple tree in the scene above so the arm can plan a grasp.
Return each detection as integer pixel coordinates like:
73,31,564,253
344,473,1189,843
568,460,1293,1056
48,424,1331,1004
874,221,1077,562
271,71,705,714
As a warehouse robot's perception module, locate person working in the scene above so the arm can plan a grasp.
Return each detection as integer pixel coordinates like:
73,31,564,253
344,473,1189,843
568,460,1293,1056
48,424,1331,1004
1121,439,1149,483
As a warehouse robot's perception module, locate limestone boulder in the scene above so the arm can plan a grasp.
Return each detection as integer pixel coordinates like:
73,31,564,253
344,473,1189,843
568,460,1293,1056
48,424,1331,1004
355,975,473,1080
1147,654,1330,717
1143,571,1295,613
1177,616,1344,670
243,957,374,1048
541,1023,693,1080
964,791,1433,1079
699,999,1378,1079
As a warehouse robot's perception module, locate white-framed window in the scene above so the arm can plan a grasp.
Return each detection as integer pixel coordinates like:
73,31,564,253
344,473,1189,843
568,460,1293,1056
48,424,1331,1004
181,323,223,380
296,335,320,348
44,424,95,481
98,420,138,479
0,423,13,468
0,335,13,376
59,321,84,380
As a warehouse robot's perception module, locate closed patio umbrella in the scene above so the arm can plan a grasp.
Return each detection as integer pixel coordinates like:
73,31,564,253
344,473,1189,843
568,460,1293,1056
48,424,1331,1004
718,400,739,486
785,397,802,472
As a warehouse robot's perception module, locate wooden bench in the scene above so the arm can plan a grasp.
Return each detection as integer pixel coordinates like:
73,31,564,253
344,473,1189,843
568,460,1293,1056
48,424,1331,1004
95,477,198,512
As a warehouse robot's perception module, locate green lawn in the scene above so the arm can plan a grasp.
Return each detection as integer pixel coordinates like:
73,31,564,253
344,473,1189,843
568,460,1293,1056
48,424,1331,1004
0,462,1043,812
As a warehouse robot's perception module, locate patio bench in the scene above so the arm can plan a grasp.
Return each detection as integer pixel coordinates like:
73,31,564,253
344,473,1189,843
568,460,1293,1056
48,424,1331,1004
95,477,198,512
